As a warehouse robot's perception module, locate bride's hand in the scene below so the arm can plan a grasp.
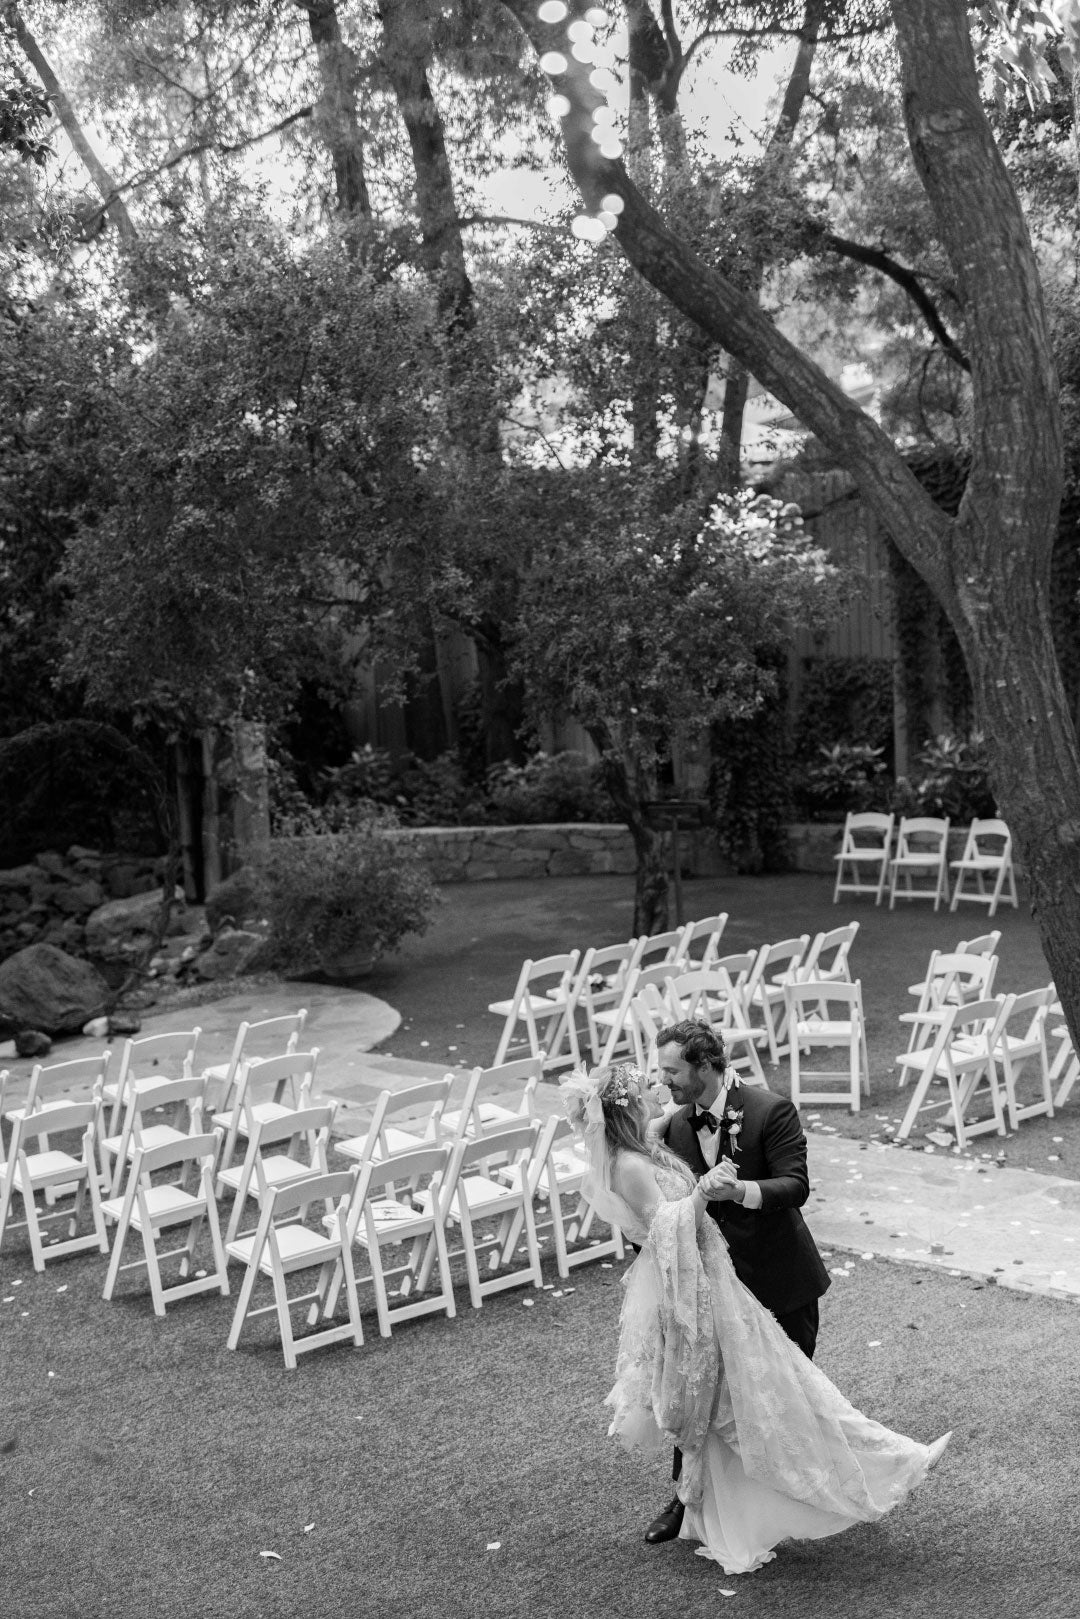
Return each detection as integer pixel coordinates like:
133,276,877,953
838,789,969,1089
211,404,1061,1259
698,1159,743,1202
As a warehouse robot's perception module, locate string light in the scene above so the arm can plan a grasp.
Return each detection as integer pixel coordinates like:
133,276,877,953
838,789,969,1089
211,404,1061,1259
567,19,593,42
584,5,610,22
539,49,568,73
571,214,608,242
545,92,572,119
570,39,596,63
589,66,617,93
597,136,622,159
537,1,568,21
600,192,625,214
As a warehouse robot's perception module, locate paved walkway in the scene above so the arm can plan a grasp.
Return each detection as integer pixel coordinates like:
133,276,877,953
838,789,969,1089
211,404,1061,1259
5,981,1079,1303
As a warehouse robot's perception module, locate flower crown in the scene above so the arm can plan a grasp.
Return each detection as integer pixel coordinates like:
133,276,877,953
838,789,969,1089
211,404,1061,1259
560,1062,643,1131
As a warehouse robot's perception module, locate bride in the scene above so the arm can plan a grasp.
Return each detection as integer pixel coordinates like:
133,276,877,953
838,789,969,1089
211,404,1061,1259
561,1061,951,1576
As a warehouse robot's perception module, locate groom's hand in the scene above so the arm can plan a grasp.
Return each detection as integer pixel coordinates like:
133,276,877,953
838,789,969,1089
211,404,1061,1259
698,1158,745,1203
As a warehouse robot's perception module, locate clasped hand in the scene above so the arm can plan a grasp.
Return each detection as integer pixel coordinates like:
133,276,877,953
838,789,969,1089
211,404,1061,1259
697,1158,742,1202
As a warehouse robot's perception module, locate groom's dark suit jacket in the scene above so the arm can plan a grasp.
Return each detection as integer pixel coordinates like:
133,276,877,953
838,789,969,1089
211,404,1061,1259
663,1085,830,1320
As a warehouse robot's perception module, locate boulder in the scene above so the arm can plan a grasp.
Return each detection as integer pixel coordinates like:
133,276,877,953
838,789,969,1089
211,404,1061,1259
193,927,265,982
0,944,110,1037
15,1029,51,1059
84,887,180,962
107,1011,142,1037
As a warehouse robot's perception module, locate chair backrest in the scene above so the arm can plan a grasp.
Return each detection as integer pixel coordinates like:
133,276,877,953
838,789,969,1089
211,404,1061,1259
248,1101,336,1154
261,1166,356,1226
710,951,756,990
957,930,1002,959
993,986,1053,1043
576,939,642,995
128,1127,221,1180
375,1074,454,1140
357,1143,450,1204
798,922,859,983
447,1118,540,1192
964,818,1011,857
919,950,998,1007
236,1049,320,1114
10,1097,100,1152
947,995,1006,1042
680,914,729,966
636,925,692,970
627,988,667,1068
762,934,811,978
18,1052,111,1116
122,1028,201,1076
896,816,950,853
211,1009,308,1093
841,811,893,846
785,978,863,1020
451,1056,542,1140
522,952,580,993
663,967,735,1021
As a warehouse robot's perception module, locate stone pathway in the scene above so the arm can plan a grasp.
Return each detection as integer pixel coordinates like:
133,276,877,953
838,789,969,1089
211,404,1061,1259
4,980,1079,1303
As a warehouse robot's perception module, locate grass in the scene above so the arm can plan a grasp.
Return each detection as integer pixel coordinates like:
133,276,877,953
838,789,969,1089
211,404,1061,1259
1,1235,1079,1619
359,871,1076,1179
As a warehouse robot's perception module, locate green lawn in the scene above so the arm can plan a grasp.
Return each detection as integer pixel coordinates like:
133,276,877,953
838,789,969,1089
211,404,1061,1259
1,1239,1078,1619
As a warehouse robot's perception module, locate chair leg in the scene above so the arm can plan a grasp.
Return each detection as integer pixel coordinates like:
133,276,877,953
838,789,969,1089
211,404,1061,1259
226,1247,263,1351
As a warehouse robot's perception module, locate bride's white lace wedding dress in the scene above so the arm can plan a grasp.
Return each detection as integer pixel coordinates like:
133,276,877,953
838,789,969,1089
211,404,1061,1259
602,1161,949,1575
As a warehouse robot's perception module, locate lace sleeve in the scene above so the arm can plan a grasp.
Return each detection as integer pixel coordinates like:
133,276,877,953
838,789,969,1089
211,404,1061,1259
643,1198,721,1460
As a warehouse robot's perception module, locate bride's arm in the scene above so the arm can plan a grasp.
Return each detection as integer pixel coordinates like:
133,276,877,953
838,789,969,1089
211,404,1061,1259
612,1153,709,1231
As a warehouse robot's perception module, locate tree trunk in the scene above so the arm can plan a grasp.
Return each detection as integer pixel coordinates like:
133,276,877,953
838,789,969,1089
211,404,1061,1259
11,6,138,243
297,0,373,220
503,0,1080,1053
592,727,668,934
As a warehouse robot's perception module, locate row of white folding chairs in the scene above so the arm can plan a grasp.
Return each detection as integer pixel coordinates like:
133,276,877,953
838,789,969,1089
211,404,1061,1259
833,813,1018,916
620,922,860,1079
894,985,1058,1148
486,913,730,1069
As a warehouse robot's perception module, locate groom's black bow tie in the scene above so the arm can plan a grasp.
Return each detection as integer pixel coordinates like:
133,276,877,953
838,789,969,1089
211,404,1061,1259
690,1106,720,1134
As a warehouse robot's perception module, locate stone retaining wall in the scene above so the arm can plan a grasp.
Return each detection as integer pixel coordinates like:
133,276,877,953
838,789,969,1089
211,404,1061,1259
0,847,165,963
394,823,733,883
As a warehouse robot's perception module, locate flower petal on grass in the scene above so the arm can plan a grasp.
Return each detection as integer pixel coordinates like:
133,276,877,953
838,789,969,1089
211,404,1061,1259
259,1551,281,1561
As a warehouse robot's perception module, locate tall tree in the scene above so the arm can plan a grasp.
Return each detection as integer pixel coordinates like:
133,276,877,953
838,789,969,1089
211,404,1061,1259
501,0,1080,1045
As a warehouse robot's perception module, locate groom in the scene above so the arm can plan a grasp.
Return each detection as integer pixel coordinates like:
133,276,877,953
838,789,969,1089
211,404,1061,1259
644,1017,831,1546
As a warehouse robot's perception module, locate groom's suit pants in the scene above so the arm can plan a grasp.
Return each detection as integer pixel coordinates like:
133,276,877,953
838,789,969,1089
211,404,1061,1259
672,1298,819,1482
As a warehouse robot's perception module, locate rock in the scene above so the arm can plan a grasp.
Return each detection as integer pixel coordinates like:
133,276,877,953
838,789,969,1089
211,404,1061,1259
0,1040,15,1059
66,845,102,864
0,864,42,891
82,1016,110,1038
193,927,265,982
34,850,69,878
83,887,180,962
101,861,156,900
15,1029,51,1058
52,880,105,916
0,944,110,1037
107,1011,142,1037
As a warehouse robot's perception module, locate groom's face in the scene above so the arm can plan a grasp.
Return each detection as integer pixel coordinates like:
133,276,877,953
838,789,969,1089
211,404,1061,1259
657,1043,720,1107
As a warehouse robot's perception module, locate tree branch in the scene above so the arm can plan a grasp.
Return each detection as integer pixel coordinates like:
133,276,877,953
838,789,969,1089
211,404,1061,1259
823,231,970,371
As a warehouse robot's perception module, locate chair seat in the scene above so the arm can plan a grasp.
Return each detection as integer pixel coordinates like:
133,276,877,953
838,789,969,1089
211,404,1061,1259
219,1156,315,1194
441,1101,518,1137
415,1172,518,1223
833,849,888,863
355,1198,434,1244
4,1149,83,1189
228,1223,336,1271
103,1124,187,1161
794,1019,857,1041
101,1183,202,1227
4,1098,69,1125
212,1101,293,1133
487,992,566,1017
336,1124,428,1162
950,856,1003,871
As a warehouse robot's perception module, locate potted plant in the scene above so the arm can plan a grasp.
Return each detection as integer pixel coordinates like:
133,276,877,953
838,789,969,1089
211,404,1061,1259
216,812,438,980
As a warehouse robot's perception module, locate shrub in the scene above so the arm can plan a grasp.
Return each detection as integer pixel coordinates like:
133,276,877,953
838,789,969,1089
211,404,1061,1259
209,811,438,974
485,751,616,824
799,742,891,819
896,732,996,821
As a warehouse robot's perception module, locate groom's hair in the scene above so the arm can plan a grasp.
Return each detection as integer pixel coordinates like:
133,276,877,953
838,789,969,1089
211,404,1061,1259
655,1019,727,1074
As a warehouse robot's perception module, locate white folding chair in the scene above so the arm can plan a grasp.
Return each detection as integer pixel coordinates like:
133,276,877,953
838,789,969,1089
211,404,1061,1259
199,1008,308,1114
785,980,870,1112
218,1101,337,1244
226,1167,362,1368
625,985,668,1074
906,931,1000,1006
102,1130,229,1316
597,963,679,1063
99,1071,208,1197
104,1027,202,1134
679,914,729,968
317,1144,456,1338
832,812,894,904
663,960,769,1086
212,1048,320,1185
895,998,1008,1147
1048,998,1080,1108
745,935,811,1064
494,1114,624,1277
795,922,859,986
992,988,1055,1130
899,950,999,1061
0,1097,110,1271
3,1051,113,1135
888,816,951,910
635,924,693,972
572,940,644,1062
441,1055,542,1141
335,1075,454,1169
417,1120,544,1310
949,819,1018,917
487,951,580,1068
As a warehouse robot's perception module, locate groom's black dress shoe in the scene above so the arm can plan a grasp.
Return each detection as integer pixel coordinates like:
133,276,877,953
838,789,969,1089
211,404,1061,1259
644,1497,684,1544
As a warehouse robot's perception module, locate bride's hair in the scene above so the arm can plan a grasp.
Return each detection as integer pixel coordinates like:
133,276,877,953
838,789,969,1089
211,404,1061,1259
576,1063,695,1187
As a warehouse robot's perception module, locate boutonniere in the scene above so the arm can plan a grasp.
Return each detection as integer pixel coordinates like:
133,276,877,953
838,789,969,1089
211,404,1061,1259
722,1089,744,1155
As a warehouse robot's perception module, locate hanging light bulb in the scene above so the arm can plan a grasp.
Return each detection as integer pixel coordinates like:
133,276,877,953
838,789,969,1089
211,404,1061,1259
545,93,572,119
600,192,625,214
584,6,610,23
537,1,568,21
567,19,593,41
589,66,618,93
592,103,616,126
598,136,622,159
570,39,596,63
571,214,607,243
597,209,618,231
539,50,568,74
